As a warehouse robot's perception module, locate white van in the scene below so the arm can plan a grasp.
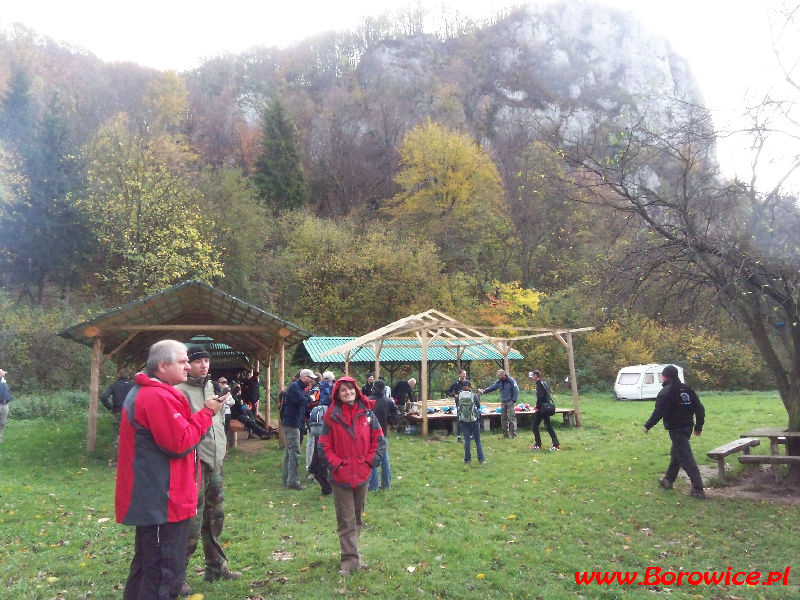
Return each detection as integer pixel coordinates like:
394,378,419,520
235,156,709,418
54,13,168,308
613,364,685,400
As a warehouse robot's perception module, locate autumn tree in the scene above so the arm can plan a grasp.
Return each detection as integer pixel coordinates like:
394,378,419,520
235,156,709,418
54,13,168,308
78,114,222,301
548,18,800,464
252,212,470,332
253,98,308,214
194,167,266,300
385,120,513,288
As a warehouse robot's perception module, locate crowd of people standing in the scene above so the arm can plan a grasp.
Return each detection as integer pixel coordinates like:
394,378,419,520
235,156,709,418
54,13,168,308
103,339,580,597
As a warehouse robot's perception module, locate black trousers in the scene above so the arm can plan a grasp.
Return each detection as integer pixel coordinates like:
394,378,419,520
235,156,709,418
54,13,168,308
123,519,191,600
532,413,559,447
309,437,332,494
665,427,704,489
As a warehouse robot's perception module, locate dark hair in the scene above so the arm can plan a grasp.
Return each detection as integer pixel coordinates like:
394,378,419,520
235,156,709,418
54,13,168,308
118,368,132,379
336,380,357,398
532,370,542,378
373,379,386,394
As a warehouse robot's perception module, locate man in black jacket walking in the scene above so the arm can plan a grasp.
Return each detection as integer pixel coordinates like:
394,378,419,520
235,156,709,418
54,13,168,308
643,365,706,499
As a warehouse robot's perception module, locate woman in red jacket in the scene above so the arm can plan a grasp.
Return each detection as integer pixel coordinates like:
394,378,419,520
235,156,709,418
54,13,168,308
318,376,385,575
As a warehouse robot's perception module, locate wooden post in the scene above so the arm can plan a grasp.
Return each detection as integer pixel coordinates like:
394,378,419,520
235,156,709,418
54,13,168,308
87,337,103,454
421,327,429,439
345,351,350,377
502,341,510,374
265,354,272,428
373,341,382,379
278,340,286,449
565,332,581,427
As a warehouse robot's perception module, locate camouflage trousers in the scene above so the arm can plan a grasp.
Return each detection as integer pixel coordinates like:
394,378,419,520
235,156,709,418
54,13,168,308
187,463,229,577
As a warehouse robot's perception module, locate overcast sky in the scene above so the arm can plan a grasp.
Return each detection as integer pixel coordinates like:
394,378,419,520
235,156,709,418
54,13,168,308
2,0,797,189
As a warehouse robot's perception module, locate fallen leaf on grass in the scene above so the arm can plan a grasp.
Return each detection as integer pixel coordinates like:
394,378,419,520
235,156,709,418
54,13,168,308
270,550,294,561
407,565,416,573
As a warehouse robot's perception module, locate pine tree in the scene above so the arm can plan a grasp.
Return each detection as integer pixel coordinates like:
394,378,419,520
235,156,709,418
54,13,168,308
252,99,308,214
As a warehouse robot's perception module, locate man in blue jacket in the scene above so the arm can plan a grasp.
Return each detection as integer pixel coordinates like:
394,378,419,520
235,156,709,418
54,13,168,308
282,368,315,490
480,369,519,438
643,365,706,499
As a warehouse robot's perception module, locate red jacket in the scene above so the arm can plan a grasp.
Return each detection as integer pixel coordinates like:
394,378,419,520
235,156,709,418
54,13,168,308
115,373,214,525
318,377,385,489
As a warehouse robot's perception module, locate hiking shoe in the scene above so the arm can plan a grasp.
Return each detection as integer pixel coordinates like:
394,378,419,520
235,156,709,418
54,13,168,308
180,582,193,596
287,483,306,491
529,445,541,451
479,459,486,465
549,446,560,451
457,436,462,442
689,487,706,499
658,477,673,490
205,566,242,582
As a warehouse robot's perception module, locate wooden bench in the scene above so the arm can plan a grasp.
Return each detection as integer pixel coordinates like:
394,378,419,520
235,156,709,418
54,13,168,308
706,437,761,478
739,454,800,481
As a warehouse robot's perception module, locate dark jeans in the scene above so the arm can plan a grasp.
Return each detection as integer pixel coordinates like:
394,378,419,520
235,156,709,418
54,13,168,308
234,413,267,437
665,427,704,489
532,413,559,447
462,420,484,463
124,519,191,600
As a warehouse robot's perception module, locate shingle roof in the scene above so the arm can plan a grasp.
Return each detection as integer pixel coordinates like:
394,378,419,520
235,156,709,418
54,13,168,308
58,279,311,364
300,337,524,364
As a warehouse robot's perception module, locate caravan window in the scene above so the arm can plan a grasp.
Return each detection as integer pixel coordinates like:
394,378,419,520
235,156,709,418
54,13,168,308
617,373,640,385
643,373,655,384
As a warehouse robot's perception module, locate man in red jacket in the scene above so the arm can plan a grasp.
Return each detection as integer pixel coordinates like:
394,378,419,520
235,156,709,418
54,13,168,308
115,340,226,600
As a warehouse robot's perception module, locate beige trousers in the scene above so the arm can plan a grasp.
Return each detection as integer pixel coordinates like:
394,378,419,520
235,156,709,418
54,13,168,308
331,482,368,574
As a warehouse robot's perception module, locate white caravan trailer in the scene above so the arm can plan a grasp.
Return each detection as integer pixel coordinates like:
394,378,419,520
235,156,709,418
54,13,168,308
613,364,685,400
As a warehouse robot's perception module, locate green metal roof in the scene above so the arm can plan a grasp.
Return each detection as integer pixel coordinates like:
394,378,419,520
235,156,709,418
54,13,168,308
299,337,524,364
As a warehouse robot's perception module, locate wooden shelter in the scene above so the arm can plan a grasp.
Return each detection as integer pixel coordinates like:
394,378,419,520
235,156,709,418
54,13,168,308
319,309,593,437
57,279,311,453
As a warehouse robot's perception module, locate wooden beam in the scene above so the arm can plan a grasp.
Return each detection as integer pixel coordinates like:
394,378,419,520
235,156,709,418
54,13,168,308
101,324,284,332
87,337,103,454
420,327,429,440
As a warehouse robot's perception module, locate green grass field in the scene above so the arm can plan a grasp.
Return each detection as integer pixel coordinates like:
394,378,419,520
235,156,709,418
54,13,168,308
0,391,796,599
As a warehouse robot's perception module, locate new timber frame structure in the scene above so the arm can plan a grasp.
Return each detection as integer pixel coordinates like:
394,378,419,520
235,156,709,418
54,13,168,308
58,280,311,454
319,309,593,438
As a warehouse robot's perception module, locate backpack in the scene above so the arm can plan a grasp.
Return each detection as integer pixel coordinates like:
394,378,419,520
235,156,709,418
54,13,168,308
457,391,478,423
309,404,327,436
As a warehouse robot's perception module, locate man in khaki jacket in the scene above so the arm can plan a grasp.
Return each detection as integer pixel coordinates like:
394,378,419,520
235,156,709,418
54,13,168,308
177,345,241,594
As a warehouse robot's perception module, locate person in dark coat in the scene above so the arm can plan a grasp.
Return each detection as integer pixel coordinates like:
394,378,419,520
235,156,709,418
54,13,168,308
530,370,560,450
282,368,314,490
644,365,706,499
100,368,134,459
391,378,416,408
368,380,400,490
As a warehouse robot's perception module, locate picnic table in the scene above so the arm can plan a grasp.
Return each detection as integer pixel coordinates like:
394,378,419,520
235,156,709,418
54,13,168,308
740,427,800,455
403,401,577,434
737,427,800,479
